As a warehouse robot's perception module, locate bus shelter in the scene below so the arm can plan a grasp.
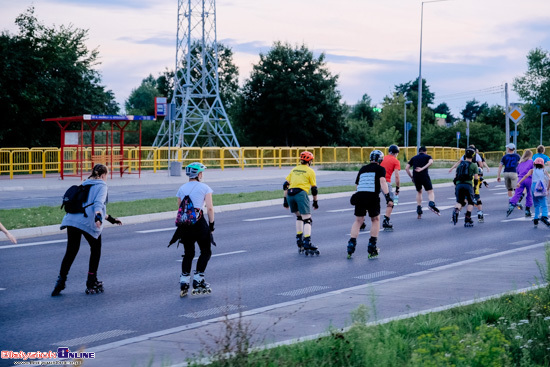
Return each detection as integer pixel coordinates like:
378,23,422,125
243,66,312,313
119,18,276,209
44,114,155,180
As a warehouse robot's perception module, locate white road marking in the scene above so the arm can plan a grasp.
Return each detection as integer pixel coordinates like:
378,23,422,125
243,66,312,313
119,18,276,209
501,217,533,222
0,239,66,250
243,215,293,222
510,240,535,246
52,329,135,347
494,192,509,195
466,248,496,255
0,288,6,291
415,258,452,266
392,205,455,215
328,201,418,213
177,250,246,261
136,228,174,233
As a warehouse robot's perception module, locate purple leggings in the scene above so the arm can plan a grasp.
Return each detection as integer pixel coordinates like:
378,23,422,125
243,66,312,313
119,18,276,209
510,178,532,207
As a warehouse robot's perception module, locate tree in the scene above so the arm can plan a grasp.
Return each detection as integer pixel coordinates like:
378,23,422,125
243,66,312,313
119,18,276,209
461,99,488,122
0,7,119,147
125,75,158,115
394,78,435,108
433,102,454,124
514,48,550,147
348,94,376,123
234,42,345,146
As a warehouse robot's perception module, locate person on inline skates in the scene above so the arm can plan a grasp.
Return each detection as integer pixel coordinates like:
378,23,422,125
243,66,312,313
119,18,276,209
170,162,215,297
516,157,550,228
283,151,319,256
473,167,489,222
405,146,440,218
379,144,401,231
497,143,521,199
451,148,479,227
506,149,533,217
51,164,122,296
347,150,393,259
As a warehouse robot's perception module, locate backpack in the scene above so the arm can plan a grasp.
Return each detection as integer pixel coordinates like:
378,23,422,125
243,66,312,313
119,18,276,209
534,179,548,197
175,195,199,226
61,185,93,217
455,161,473,183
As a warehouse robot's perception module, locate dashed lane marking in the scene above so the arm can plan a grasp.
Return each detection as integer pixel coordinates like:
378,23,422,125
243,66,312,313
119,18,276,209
277,285,330,297
177,250,246,262
180,305,246,319
0,288,6,291
415,258,452,266
243,215,293,222
354,271,396,280
501,217,533,222
136,228,174,233
0,239,66,250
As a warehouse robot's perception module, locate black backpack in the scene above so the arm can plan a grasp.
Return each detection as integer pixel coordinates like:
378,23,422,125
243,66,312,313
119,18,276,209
455,161,473,183
61,185,93,217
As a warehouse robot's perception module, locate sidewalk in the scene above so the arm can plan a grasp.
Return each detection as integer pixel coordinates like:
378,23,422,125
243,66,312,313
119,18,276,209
81,243,546,367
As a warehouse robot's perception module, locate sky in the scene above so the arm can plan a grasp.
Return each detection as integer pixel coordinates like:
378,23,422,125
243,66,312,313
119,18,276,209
2,0,550,118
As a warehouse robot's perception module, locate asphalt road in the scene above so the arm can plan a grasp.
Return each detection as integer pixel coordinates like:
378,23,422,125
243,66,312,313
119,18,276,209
0,180,543,364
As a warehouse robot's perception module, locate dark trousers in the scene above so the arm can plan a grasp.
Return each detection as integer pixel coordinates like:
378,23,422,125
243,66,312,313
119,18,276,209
180,217,212,274
59,226,102,278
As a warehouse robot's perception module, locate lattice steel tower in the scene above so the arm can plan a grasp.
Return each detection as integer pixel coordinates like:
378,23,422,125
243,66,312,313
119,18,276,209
152,0,239,150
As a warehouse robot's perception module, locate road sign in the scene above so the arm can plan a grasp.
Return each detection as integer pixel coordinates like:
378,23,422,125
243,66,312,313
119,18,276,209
155,97,167,118
406,122,412,131
456,131,460,139
509,107,524,124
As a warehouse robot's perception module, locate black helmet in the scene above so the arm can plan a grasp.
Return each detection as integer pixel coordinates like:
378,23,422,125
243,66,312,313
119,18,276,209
389,145,399,154
465,148,475,159
369,150,384,163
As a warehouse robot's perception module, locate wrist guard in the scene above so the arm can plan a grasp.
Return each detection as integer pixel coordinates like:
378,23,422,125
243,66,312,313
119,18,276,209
311,186,318,196
283,197,289,208
106,215,118,224
312,200,319,209
385,193,392,203
283,181,290,190
395,186,400,195
94,213,103,224
209,221,215,232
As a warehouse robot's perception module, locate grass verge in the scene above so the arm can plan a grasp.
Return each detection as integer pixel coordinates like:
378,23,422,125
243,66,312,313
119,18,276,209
188,245,550,367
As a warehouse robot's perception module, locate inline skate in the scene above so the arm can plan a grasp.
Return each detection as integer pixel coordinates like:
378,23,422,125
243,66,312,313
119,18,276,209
302,236,320,256
367,242,379,259
452,208,459,225
180,273,190,297
382,216,393,231
428,201,440,216
417,205,423,219
51,275,66,296
192,272,211,295
296,233,304,254
347,239,356,259
85,273,104,294
464,214,474,228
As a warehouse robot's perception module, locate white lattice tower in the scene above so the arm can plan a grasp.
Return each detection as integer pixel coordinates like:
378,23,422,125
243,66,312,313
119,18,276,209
152,0,240,153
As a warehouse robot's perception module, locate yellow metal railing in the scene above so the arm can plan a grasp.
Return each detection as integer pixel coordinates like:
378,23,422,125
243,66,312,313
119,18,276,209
0,146,515,179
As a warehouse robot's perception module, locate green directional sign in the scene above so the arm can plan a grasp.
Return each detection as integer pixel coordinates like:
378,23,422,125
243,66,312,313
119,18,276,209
435,113,447,119
372,107,382,113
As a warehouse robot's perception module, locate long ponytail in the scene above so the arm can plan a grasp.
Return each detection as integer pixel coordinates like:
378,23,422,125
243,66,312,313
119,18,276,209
88,164,108,179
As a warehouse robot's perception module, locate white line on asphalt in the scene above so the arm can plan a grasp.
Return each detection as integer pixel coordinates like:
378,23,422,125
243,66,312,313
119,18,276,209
0,288,6,291
136,228,174,233
0,239,66,250
243,215,293,221
494,192,509,195
326,208,353,213
177,250,246,261
501,217,533,222
392,205,455,215
510,240,535,246
88,241,548,360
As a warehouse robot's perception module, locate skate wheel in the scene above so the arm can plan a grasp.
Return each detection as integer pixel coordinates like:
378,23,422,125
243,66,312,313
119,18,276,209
206,288,212,294
347,254,352,259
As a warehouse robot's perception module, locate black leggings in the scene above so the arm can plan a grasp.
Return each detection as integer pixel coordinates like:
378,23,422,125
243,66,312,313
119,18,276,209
180,217,212,274
58,226,102,278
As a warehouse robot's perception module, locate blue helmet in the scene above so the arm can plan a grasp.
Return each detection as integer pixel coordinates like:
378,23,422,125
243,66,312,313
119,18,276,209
185,162,206,178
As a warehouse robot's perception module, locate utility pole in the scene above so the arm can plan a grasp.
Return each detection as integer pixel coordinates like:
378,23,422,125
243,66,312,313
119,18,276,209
505,82,510,146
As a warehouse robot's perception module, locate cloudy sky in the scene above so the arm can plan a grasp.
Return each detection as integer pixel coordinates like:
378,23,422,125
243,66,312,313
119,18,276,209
2,0,550,117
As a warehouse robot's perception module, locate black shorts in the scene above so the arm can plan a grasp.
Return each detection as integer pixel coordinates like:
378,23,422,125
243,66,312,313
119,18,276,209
353,192,381,218
456,183,475,206
413,175,433,192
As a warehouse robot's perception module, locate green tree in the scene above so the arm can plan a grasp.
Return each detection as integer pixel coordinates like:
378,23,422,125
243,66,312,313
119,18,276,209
348,94,376,123
514,48,550,147
234,42,345,146
0,6,118,147
125,74,158,115
461,99,488,122
433,102,454,124
394,78,435,108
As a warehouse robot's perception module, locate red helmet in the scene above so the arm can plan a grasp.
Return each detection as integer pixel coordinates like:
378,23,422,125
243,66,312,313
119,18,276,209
300,151,314,162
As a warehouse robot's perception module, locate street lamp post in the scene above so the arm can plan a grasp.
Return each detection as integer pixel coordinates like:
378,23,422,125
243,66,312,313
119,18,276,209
404,100,412,148
416,0,450,151
541,112,549,146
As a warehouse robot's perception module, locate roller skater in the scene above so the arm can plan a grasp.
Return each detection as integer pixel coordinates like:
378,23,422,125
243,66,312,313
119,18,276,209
51,164,122,297
507,149,533,218
517,157,550,229
192,272,211,295
497,143,521,200
85,272,104,294
283,151,319,256
452,148,479,228
347,150,392,259
380,144,401,230
180,273,190,297
406,146,439,219
169,162,215,298
474,167,489,222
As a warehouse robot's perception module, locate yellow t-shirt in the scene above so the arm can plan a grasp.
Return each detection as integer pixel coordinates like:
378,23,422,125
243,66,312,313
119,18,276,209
286,164,317,192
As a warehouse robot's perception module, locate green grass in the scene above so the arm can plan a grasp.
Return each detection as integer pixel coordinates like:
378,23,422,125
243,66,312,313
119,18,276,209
0,185,356,230
187,246,550,367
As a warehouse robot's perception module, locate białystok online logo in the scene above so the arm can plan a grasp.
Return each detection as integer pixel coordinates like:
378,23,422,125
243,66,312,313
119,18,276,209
1,347,95,361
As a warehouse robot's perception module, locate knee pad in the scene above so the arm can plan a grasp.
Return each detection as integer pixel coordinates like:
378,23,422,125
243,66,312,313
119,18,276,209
296,216,303,221
477,199,482,205
303,217,312,225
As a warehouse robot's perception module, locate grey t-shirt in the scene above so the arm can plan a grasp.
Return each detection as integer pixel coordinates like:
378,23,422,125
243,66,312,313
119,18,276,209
176,181,213,210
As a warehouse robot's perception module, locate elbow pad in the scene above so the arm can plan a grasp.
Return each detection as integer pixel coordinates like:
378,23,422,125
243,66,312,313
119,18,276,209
283,181,290,190
311,186,318,196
